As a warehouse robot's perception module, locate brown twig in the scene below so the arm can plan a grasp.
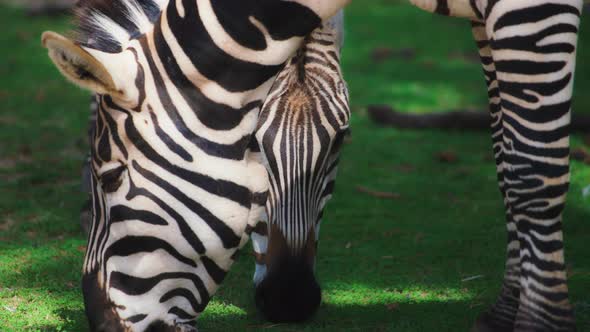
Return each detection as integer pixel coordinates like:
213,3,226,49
355,185,401,199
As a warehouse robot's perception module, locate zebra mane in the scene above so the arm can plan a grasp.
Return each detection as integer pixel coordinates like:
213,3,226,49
74,0,168,53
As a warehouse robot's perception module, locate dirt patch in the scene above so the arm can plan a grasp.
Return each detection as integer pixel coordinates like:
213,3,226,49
0,217,15,231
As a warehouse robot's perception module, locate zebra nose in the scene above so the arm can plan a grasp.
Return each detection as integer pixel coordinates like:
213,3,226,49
254,224,321,323
254,254,321,323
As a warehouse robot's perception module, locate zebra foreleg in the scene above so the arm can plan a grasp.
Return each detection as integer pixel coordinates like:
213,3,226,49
243,144,270,286
249,217,269,286
470,21,521,332
477,0,582,330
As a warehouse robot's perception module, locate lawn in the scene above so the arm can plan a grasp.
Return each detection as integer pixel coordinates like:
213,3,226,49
0,1,589,331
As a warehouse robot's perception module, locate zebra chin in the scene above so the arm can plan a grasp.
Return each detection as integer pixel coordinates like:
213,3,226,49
82,271,127,332
254,225,320,323
83,271,199,332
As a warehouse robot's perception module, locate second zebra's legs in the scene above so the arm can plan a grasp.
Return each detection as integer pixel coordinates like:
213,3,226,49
472,0,582,331
471,21,521,332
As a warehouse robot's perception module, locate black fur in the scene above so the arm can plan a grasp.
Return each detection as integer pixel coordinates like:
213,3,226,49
145,320,181,332
82,271,126,332
255,255,321,323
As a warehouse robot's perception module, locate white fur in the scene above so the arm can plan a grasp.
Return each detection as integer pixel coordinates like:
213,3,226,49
87,0,168,49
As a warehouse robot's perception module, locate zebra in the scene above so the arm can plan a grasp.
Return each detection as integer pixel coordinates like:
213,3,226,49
248,11,350,323
252,0,584,330
41,0,349,330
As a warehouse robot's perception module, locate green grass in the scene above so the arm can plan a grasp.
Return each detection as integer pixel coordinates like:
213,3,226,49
1,1,589,331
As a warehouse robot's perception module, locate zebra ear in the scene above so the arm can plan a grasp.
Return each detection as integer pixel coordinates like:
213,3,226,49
41,31,122,97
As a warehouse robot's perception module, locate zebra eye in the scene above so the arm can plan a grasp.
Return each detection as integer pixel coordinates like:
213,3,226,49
330,127,349,153
99,165,126,193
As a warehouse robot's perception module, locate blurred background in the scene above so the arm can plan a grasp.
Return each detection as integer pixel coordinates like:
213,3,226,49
0,0,588,331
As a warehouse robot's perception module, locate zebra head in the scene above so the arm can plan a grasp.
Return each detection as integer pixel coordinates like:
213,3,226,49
253,11,350,323
41,0,349,330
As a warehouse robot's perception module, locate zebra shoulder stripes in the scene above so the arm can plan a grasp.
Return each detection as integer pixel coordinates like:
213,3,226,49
41,0,348,330
250,11,350,323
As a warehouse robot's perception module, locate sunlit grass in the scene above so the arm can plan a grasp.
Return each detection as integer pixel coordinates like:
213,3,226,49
322,285,474,305
0,288,83,331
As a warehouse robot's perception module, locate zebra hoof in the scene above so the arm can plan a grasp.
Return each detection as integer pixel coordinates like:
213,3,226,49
471,312,513,332
513,302,576,332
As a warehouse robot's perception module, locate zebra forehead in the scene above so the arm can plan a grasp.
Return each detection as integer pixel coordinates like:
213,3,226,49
74,0,166,53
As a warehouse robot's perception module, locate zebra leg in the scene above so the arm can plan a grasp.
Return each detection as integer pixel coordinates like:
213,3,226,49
476,1,582,331
249,216,269,285
244,140,270,286
470,20,521,332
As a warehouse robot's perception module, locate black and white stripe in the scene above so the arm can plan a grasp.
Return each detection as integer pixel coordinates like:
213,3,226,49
249,0,583,329
250,12,350,323
465,1,580,330
44,0,349,330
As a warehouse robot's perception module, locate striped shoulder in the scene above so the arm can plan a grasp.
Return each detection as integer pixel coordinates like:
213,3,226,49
74,0,168,53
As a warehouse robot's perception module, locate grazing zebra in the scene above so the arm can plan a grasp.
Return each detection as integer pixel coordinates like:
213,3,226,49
41,0,349,330
249,11,350,323
252,0,583,330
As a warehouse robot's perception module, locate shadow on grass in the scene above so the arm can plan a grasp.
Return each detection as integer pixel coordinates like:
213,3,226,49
199,299,477,331
26,308,87,332
55,308,88,332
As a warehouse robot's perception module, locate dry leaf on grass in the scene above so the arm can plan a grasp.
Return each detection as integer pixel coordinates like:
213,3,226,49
436,150,458,163
414,232,424,243
35,88,46,102
447,51,480,63
371,47,416,62
0,217,15,231
0,159,17,170
386,303,399,311
393,163,415,173
371,46,393,62
356,185,401,199
571,147,590,165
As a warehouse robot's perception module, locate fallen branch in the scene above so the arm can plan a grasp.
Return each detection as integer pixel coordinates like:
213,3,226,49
367,104,590,132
